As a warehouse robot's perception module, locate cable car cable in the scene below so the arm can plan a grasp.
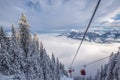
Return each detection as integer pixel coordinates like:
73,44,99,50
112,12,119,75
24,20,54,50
70,0,102,67
71,55,111,70
82,55,111,68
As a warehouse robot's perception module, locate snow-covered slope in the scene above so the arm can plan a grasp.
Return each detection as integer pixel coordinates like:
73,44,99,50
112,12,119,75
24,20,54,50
60,76,73,80
0,74,14,80
59,29,120,43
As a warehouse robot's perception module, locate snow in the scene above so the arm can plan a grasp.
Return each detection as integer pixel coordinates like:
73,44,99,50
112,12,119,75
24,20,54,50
0,75,73,80
70,29,79,33
0,74,13,80
60,76,73,80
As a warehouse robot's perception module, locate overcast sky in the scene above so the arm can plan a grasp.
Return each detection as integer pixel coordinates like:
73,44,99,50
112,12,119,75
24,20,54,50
0,0,120,32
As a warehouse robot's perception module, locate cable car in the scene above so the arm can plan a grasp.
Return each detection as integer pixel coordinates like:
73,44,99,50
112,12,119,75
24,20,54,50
80,65,86,76
80,69,86,75
68,67,74,73
68,69,72,73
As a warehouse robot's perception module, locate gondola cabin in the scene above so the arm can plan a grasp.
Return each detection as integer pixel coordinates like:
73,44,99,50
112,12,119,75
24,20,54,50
80,69,86,75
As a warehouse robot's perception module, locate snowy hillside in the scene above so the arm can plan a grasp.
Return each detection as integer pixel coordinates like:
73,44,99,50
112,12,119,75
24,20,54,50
59,29,120,43
0,74,14,80
60,76,73,80
0,74,73,80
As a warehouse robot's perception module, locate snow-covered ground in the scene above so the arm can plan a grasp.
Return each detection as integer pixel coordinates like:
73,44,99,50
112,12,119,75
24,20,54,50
0,74,73,80
39,34,120,77
60,76,73,80
0,74,13,80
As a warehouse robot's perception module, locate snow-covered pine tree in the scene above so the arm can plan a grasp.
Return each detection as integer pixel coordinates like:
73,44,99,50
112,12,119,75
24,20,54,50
0,47,11,75
56,58,61,80
52,53,56,63
18,13,30,57
51,53,67,80
33,33,39,49
112,52,120,80
105,52,120,80
40,42,53,80
50,53,56,80
23,38,44,80
0,27,11,75
101,65,108,80
11,24,16,39
104,53,117,80
0,26,7,50
8,24,26,79
59,62,67,76
0,26,6,40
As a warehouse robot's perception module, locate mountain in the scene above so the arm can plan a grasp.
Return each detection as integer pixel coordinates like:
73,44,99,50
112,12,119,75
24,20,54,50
58,29,120,43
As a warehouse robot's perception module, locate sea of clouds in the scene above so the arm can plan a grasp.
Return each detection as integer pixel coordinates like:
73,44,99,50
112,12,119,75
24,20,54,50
38,34,119,77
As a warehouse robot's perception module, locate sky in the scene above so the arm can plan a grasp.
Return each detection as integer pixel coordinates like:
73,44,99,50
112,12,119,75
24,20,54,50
0,0,120,33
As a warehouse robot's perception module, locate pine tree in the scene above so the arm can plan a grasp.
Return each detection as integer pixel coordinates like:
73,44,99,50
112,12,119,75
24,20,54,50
0,26,5,39
11,24,17,39
24,40,44,80
8,24,25,78
51,53,57,80
112,52,120,80
18,13,30,57
59,63,67,76
52,53,55,63
0,49,11,75
33,33,39,49
0,26,7,50
56,58,60,80
105,53,117,80
0,26,10,75
40,42,53,80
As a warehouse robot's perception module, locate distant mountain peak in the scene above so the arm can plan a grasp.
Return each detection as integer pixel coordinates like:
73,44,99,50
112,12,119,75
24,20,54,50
59,29,120,43
70,29,79,33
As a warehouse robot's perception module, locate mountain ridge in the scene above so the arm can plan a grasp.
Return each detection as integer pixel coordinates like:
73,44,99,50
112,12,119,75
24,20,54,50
58,29,120,43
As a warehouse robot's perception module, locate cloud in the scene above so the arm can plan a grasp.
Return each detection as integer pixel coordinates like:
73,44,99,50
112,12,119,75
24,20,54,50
38,34,119,76
113,14,120,20
94,0,120,27
0,0,120,32
98,10,120,27
25,0,41,12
